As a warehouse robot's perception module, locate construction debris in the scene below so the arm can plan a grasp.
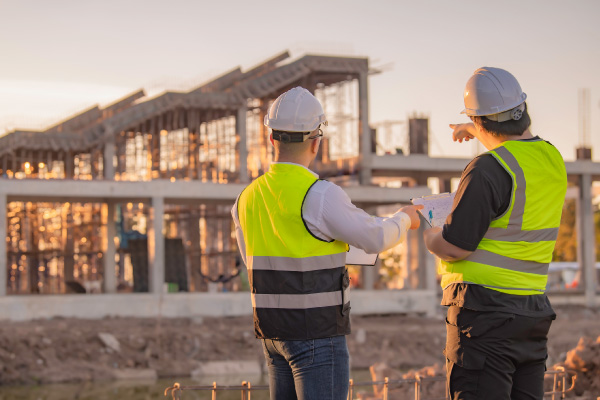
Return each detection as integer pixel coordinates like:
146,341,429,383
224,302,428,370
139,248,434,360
550,335,600,398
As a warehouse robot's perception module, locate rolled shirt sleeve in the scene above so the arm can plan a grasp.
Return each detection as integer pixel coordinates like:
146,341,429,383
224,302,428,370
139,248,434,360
303,181,411,254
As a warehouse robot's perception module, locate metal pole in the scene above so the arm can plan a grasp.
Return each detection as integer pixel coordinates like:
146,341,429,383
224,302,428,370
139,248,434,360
212,381,217,400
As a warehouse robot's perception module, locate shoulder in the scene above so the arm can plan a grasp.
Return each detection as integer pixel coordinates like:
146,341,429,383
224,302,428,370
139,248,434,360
464,153,511,182
466,153,502,171
304,180,349,206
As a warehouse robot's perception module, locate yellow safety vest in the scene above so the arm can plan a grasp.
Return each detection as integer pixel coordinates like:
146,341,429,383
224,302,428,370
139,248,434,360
237,163,350,339
440,139,567,295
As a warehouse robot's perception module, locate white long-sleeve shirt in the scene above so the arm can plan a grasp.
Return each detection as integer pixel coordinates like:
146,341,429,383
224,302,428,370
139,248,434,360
231,163,411,265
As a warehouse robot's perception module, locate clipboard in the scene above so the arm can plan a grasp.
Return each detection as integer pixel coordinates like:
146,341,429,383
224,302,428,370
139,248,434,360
411,192,456,228
346,245,378,266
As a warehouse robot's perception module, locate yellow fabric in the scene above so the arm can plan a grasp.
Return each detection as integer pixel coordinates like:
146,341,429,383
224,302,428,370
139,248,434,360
440,139,567,295
238,163,348,259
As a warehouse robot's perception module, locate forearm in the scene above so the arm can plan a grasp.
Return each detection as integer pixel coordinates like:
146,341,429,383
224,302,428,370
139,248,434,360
423,227,472,262
332,212,411,254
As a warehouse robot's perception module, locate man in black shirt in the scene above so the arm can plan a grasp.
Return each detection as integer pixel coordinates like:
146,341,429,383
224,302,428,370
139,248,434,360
424,67,567,399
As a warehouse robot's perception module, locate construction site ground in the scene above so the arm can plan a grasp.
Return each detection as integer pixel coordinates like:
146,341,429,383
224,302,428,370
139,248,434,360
0,305,598,398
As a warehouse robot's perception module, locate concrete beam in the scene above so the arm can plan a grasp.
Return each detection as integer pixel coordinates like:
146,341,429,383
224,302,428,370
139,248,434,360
0,290,438,321
371,154,600,180
0,179,430,206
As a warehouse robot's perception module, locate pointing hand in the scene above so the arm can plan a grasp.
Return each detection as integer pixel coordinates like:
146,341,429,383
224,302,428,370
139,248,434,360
450,123,476,143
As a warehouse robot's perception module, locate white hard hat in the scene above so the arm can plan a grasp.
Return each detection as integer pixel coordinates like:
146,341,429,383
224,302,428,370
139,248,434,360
264,87,327,133
462,67,527,122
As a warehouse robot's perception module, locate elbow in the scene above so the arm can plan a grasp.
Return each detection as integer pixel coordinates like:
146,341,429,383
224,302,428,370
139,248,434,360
438,249,472,262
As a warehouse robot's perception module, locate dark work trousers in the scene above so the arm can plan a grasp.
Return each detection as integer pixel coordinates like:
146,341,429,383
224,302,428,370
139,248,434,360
444,306,555,400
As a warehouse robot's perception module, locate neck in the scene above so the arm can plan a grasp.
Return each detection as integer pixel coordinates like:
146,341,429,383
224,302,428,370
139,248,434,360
482,129,534,150
275,154,312,168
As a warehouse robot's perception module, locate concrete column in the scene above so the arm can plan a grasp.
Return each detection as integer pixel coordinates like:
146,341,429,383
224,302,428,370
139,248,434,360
103,139,116,180
148,197,165,294
103,202,117,293
406,226,429,289
358,71,372,185
0,194,6,296
579,173,597,307
236,105,249,184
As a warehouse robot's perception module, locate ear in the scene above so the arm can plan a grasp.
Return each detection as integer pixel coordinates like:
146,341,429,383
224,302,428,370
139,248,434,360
311,137,321,154
269,133,274,146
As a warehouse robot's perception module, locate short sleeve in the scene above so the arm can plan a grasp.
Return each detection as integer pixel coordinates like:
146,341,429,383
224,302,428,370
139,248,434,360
442,154,512,251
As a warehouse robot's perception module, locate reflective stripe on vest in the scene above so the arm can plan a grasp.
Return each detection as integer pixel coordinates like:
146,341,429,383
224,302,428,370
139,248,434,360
247,253,347,272
252,286,351,309
440,139,567,295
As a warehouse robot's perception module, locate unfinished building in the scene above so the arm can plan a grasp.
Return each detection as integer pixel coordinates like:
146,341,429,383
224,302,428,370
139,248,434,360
0,51,597,320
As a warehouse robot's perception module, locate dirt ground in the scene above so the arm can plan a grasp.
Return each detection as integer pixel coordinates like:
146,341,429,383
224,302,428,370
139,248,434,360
0,305,598,395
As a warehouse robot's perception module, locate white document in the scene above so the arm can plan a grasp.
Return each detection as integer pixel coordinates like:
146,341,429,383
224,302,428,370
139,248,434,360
411,192,456,228
346,246,378,266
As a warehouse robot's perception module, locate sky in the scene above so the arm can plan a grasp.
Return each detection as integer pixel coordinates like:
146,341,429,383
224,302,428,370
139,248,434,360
1,0,599,160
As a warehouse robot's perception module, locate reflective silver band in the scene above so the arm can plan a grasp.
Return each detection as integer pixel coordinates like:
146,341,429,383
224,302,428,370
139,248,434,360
465,250,549,275
252,291,345,309
484,227,559,242
247,253,347,272
493,147,526,228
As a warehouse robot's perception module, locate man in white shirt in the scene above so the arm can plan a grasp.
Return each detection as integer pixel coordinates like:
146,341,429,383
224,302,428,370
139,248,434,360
232,86,422,400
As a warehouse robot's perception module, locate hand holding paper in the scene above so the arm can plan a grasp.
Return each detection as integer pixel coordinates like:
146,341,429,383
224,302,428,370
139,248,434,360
399,204,424,230
411,192,456,228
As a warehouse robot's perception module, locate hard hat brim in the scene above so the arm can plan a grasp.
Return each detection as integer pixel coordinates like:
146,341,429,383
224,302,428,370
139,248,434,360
461,92,527,117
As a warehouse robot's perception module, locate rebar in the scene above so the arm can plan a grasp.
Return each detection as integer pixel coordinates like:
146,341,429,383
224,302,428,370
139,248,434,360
164,369,576,400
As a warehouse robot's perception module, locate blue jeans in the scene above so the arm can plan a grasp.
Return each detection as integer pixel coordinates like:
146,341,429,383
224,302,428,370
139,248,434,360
261,335,349,400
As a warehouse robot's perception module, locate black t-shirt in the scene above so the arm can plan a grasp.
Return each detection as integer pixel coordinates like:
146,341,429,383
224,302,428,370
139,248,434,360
440,137,555,317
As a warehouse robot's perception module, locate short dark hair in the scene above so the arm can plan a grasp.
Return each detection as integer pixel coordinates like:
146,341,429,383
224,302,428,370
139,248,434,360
471,102,531,137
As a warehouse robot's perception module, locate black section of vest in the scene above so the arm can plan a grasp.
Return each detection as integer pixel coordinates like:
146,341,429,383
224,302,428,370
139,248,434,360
251,266,345,295
440,137,556,318
301,179,335,243
253,268,351,340
254,305,351,340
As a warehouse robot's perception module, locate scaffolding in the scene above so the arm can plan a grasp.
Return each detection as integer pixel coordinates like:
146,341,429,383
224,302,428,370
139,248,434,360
0,51,374,295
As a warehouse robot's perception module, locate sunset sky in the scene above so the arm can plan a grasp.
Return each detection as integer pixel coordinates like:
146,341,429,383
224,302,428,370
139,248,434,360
1,0,599,160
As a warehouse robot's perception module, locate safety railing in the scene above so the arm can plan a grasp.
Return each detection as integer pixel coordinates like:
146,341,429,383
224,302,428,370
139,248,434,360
164,367,577,400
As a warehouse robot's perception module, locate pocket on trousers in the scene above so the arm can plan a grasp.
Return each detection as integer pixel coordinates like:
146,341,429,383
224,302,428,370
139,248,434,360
449,306,515,338
261,340,274,366
447,357,484,396
444,313,486,371
279,339,314,369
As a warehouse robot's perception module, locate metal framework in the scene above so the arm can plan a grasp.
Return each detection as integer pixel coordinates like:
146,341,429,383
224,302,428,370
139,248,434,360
0,51,386,297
